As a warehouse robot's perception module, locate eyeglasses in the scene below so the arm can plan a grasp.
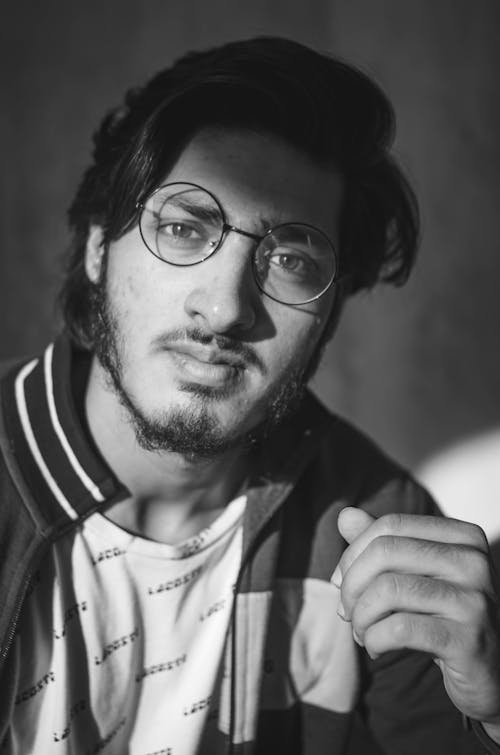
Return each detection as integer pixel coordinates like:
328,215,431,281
137,182,338,306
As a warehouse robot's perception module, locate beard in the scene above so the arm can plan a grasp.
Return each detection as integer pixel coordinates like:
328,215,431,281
89,271,315,461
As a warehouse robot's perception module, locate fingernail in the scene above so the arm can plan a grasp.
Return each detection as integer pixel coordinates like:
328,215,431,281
331,566,342,587
352,629,364,647
337,600,347,620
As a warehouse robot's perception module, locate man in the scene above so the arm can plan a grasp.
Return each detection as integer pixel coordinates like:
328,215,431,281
1,36,499,754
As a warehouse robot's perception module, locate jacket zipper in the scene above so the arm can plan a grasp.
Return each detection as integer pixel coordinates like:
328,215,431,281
0,538,50,677
0,515,91,679
0,555,45,743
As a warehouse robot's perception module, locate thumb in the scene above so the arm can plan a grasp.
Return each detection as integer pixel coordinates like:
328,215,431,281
338,507,376,545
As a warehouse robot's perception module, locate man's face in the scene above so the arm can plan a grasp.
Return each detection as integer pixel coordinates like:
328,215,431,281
86,127,343,458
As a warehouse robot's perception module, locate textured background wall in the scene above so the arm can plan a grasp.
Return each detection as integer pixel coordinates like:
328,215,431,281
1,0,499,469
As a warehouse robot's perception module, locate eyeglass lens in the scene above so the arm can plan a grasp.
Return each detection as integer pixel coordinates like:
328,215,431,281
139,183,337,305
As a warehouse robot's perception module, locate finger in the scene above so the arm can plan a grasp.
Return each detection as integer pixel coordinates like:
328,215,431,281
363,612,500,721
339,536,493,619
337,507,375,545
362,611,462,661
349,572,475,643
331,508,375,585
333,511,489,587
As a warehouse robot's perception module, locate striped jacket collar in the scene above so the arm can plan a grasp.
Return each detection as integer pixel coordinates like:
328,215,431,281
1,336,128,528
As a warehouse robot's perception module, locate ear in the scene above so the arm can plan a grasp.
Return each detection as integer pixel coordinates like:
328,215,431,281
84,226,106,283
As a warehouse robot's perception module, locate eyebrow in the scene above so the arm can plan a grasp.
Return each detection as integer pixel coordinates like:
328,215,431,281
162,196,223,225
156,190,286,233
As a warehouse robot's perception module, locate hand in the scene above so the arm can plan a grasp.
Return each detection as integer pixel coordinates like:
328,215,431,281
332,507,500,737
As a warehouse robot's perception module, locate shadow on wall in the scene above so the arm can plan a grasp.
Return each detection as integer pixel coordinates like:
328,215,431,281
415,428,500,574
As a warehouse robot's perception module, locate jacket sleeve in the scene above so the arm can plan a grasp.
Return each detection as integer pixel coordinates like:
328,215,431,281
360,645,495,754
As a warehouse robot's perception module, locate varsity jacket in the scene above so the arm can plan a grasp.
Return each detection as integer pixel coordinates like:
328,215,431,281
0,335,498,754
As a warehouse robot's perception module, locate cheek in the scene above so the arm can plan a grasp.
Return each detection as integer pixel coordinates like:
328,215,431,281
301,320,328,363
272,293,336,372
269,313,327,371
106,252,166,322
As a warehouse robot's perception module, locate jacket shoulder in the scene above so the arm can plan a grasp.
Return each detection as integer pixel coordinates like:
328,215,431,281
301,389,438,519
275,392,439,583
0,355,28,380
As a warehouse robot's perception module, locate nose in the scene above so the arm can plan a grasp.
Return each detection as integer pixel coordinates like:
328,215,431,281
183,232,259,334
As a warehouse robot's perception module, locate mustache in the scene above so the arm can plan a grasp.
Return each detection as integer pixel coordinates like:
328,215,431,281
154,328,266,373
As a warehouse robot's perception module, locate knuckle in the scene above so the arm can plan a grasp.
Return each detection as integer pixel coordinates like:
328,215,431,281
390,614,412,643
390,614,452,652
373,534,398,560
376,571,400,600
465,523,489,551
429,621,452,650
465,547,492,585
380,512,405,535
435,578,461,604
408,573,442,601
466,590,492,626
459,617,487,657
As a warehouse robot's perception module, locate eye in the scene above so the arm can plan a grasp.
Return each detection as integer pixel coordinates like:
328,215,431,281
267,249,316,277
159,221,201,241
270,252,305,272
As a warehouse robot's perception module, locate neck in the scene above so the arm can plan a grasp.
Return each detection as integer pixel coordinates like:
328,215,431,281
84,357,252,543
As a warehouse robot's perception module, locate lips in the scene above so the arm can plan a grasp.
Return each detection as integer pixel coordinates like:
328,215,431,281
167,342,245,369
165,342,245,387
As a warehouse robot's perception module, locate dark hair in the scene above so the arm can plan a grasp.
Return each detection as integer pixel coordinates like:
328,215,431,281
61,36,419,347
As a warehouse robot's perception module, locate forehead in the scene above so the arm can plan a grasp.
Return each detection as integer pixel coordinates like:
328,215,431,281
163,127,344,239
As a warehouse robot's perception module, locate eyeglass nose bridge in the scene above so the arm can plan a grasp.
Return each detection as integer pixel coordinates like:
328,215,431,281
210,223,270,298
220,222,264,248
211,224,266,292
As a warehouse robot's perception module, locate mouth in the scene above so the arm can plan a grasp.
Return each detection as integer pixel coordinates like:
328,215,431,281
166,342,246,387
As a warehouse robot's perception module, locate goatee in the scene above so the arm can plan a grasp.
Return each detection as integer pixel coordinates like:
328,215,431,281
90,273,310,460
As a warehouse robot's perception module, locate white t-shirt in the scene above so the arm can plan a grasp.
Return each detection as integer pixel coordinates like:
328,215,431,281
6,494,246,755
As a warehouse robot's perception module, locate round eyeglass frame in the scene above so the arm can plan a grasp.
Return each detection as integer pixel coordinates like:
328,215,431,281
136,181,339,306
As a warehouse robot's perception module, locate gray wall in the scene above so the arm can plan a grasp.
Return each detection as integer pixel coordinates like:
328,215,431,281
1,1,499,468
